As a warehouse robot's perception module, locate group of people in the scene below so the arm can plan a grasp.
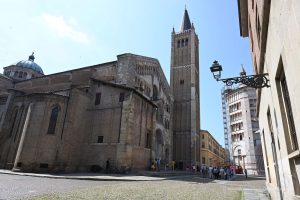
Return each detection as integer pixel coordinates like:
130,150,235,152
151,158,162,171
106,157,247,179
149,159,250,181
151,159,176,171
202,165,234,180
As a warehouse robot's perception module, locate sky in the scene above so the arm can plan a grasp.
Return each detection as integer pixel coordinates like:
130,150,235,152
0,0,252,146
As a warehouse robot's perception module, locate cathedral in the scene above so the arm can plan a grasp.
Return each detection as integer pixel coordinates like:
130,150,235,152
0,8,200,172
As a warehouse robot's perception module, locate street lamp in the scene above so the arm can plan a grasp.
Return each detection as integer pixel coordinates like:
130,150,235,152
210,60,222,80
210,60,270,89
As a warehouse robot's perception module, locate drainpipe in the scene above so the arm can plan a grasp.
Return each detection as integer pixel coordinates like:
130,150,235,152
12,103,33,172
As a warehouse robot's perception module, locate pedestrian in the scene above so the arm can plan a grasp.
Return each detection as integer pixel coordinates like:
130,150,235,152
151,161,155,171
201,165,205,178
156,158,160,171
192,165,196,173
106,158,110,173
165,163,169,171
186,165,190,171
208,165,213,179
226,167,231,180
213,167,218,179
171,160,176,171
224,167,228,180
216,167,220,179
219,167,224,179
244,168,248,179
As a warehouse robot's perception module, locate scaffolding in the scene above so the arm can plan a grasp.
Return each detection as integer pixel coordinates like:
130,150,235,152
221,86,232,164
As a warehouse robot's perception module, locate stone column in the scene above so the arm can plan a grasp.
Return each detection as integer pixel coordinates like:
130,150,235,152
12,103,33,171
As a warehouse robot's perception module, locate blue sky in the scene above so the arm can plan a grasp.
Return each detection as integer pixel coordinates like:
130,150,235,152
0,0,252,146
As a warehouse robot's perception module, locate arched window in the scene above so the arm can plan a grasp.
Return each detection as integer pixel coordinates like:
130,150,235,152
23,72,27,78
19,71,23,78
95,93,101,105
14,71,19,78
185,38,188,46
47,106,60,134
177,40,180,48
181,39,184,47
146,131,152,148
4,70,10,76
153,85,158,100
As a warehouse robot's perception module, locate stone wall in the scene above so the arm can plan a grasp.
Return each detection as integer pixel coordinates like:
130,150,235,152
0,53,171,173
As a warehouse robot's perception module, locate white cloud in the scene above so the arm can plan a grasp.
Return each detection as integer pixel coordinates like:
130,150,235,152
41,14,90,44
68,17,79,27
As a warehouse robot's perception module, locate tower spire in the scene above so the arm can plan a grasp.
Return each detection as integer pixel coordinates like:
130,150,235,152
240,64,246,76
180,7,192,32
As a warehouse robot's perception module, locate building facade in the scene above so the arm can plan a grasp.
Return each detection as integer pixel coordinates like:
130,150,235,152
222,72,264,175
0,8,201,174
238,0,300,199
200,130,225,167
0,53,172,173
171,8,201,169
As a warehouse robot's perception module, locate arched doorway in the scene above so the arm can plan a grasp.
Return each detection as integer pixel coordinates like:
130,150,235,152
155,129,164,159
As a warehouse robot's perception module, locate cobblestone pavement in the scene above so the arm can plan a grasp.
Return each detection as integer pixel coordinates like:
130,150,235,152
0,172,269,200
0,173,119,200
27,176,242,200
228,175,270,200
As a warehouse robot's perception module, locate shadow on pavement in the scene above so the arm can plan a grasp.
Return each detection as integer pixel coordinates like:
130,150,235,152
230,174,266,181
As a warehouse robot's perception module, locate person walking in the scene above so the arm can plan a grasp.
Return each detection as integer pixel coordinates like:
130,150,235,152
208,166,213,179
219,167,224,179
244,168,248,179
171,160,176,171
156,158,161,171
106,158,110,173
201,165,205,178
224,167,228,180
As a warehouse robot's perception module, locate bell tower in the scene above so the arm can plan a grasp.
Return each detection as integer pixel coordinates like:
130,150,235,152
170,8,200,168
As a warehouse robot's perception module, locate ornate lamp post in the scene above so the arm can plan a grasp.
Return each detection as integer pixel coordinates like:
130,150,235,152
210,60,270,88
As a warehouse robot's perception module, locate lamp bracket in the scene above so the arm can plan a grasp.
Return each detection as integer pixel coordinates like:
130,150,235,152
218,73,270,89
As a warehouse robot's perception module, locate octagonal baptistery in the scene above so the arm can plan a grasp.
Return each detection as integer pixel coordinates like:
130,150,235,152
3,53,44,81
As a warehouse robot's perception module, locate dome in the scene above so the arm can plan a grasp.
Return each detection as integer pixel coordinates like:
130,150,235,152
16,60,44,74
15,53,44,74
